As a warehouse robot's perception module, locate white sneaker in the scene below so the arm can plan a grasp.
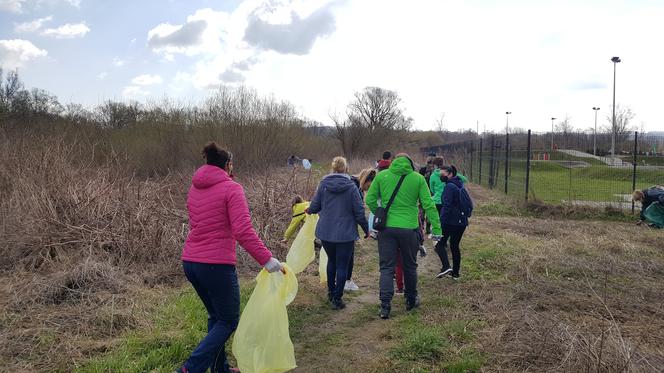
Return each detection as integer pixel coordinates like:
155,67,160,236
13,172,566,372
345,280,360,291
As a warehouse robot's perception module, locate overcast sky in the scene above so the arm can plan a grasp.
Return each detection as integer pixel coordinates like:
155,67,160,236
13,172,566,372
1,0,663,132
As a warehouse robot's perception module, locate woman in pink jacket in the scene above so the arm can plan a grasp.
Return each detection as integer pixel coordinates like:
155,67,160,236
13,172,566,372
176,143,283,373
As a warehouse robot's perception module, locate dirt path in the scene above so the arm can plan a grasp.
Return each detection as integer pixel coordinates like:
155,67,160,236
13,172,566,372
286,185,664,372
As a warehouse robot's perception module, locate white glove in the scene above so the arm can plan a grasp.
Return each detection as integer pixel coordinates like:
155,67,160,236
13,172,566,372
264,257,283,273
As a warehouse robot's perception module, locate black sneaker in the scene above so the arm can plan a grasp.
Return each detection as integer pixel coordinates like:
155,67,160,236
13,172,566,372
331,298,346,310
436,268,452,278
450,274,460,281
419,245,427,257
380,304,391,319
406,296,421,311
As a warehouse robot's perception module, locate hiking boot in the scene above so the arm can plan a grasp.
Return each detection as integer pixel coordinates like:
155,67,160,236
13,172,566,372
436,268,452,279
419,245,428,257
380,304,391,319
331,298,346,310
406,296,421,311
344,280,360,291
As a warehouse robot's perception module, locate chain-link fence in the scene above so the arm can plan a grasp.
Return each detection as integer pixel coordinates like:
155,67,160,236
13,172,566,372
422,131,664,213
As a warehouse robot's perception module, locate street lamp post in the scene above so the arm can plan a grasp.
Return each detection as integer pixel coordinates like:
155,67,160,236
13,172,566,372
592,107,600,156
551,117,556,150
505,112,511,134
611,56,621,158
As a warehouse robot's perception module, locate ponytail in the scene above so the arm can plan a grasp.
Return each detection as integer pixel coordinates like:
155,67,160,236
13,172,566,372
442,165,458,176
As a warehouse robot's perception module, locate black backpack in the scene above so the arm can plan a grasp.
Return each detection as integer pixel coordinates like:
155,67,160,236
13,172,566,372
458,187,474,219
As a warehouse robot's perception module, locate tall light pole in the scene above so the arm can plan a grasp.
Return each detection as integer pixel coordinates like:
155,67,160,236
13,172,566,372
611,56,621,158
551,117,556,150
592,107,600,156
505,111,511,134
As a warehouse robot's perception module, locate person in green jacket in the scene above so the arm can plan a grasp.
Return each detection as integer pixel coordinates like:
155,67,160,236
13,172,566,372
429,157,468,210
366,154,442,319
281,195,310,243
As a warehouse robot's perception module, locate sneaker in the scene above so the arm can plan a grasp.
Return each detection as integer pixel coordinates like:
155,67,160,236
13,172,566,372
331,298,346,310
344,280,360,291
380,304,391,319
436,268,452,278
406,296,421,311
396,288,404,294
419,245,427,257
369,230,378,239
450,274,460,281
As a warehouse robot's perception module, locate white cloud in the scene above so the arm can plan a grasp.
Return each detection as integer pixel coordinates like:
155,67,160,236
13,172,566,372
97,72,107,80
0,0,26,13
0,39,47,69
42,22,90,39
122,85,150,99
1,0,80,13
112,57,126,67
131,74,163,86
14,15,53,32
145,1,338,89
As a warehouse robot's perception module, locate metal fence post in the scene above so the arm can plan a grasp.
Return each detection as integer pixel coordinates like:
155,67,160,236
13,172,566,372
489,136,496,189
632,131,638,214
504,133,509,194
525,129,532,201
478,138,483,185
469,140,474,182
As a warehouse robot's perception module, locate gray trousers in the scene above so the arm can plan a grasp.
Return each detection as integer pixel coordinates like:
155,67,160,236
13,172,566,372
378,227,419,305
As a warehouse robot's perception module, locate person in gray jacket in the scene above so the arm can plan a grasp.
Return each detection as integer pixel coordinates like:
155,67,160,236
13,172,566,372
307,156,369,310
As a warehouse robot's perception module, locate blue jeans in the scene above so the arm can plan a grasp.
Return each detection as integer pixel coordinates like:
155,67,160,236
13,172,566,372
321,241,355,301
182,261,240,373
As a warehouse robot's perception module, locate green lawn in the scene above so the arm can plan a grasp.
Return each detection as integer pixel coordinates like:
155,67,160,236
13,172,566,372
464,155,663,204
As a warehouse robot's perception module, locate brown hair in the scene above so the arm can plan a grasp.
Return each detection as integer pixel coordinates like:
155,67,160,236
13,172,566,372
291,195,304,207
433,156,445,168
202,142,232,170
357,168,377,190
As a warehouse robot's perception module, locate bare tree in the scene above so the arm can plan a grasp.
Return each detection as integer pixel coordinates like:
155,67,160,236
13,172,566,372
604,104,635,144
434,112,446,132
333,87,411,157
556,115,574,149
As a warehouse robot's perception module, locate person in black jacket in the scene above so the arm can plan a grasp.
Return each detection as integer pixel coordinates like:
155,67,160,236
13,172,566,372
633,187,664,223
434,165,471,280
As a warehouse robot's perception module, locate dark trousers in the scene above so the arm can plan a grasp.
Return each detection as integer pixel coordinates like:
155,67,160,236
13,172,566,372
378,228,419,305
321,241,355,301
182,261,240,373
347,251,354,281
435,225,466,276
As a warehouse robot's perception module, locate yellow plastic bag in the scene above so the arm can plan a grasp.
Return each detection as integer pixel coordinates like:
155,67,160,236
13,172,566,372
318,248,328,284
285,214,318,274
232,264,298,373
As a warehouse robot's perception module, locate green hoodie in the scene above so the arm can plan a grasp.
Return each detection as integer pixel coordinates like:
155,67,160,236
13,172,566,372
366,157,442,235
429,169,468,205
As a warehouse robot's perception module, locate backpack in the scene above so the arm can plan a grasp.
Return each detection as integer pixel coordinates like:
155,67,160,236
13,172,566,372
458,187,474,219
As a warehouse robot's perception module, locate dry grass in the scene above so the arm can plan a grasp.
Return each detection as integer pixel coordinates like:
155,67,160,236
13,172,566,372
0,127,337,371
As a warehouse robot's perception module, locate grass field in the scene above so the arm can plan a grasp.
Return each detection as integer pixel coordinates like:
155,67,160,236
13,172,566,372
75,186,664,372
467,154,663,205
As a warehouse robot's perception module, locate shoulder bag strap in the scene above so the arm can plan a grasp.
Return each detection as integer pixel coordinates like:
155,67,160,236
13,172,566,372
384,175,407,213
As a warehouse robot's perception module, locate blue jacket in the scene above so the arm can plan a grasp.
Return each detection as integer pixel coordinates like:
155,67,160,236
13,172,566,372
641,187,664,220
440,176,468,227
309,173,369,243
